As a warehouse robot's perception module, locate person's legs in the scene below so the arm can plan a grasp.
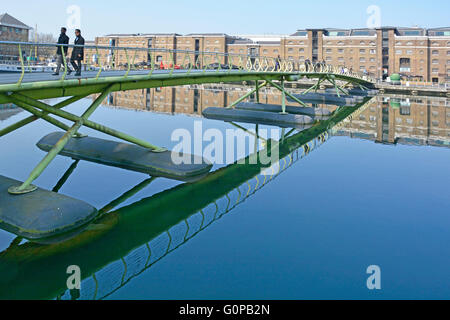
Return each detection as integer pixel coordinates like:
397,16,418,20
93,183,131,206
75,59,82,75
71,59,81,75
70,59,78,71
53,54,63,75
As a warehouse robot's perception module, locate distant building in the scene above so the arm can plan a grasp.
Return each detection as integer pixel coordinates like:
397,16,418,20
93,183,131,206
0,13,30,41
90,26,450,83
288,27,450,83
0,13,31,61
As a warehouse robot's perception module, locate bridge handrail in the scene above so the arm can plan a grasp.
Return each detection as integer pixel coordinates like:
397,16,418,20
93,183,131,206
0,41,376,85
1,40,282,60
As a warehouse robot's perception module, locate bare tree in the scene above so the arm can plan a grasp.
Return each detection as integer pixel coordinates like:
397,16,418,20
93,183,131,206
28,32,57,59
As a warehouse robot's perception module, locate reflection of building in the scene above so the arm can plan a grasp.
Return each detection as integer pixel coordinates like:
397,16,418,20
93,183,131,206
336,95,450,148
0,13,31,61
100,85,338,116
89,27,450,83
0,104,21,121
98,86,449,148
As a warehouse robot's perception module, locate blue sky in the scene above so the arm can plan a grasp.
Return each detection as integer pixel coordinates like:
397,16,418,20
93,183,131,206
4,0,450,40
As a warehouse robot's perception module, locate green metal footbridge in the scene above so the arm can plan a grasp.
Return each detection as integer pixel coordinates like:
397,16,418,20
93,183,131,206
0,41,376,241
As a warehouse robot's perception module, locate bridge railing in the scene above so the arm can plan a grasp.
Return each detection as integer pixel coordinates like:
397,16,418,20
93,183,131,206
0,41,375,84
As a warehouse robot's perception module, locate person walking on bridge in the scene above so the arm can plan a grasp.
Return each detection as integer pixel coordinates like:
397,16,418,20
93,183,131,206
305,59,311,72
275,55,281,71
70,29,85,77
52,27,70,76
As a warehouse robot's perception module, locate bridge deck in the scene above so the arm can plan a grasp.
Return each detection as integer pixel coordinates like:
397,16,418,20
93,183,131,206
0,69,215,85
0,68,374,104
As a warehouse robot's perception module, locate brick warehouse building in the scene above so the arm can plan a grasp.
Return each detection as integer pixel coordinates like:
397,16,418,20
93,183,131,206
89,27,450,83
0,13,31,61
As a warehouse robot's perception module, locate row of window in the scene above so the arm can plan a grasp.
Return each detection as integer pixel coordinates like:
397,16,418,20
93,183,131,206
0,26,25,34
331,41,376,46
287,48,304,53
230,48,280,54
204,47,220,52
286,48,379,55
396,49,450,55
287,41,305,45
325,56,377,62
324,48,376,54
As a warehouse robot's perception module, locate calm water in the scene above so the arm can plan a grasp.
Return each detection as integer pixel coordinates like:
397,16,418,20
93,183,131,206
0,86,449,300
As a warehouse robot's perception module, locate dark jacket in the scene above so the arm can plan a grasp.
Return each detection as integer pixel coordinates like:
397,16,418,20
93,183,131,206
56,33,69,55
71,35,85,60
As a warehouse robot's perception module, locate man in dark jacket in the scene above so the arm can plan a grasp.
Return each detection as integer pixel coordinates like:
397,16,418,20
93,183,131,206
305,59,311,72
70,29,85,77
52,27,70,76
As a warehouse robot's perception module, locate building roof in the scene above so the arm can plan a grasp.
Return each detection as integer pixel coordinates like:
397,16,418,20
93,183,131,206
427,27,450,36
290,30,308,37
105,33,180,37
102,27,450,41
228,38,253,45
324,28,351,36
396,27,427,36
185,33,230,37
427,27,450,31
0,13,31,30
349,28,377,36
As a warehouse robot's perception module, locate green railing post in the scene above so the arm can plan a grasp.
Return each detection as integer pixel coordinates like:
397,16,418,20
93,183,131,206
17,44,25,86
27,48,32,73
169,51,175,76
281,77,287,114
95,46,103,80
61,44,69,81
148,49,155,76
187,52,193,75
255,80,260,103
124,48,131,77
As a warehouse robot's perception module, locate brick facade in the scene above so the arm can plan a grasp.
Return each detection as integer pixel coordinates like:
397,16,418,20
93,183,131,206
88,27,449,83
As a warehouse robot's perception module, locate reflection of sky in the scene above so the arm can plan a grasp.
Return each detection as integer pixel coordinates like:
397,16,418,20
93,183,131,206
0,95,449,299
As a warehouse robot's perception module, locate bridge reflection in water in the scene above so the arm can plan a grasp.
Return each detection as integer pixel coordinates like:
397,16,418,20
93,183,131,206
0,97,372,300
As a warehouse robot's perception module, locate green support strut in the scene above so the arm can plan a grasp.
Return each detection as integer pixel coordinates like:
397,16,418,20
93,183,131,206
0,95,88,138
5,97,79,135
255,80,260,103
8,92,166,153
227,81,267,109
8,86,114,195
265,79,309,108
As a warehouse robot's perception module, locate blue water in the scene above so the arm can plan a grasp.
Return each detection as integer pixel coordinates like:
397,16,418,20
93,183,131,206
0,91,449,300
